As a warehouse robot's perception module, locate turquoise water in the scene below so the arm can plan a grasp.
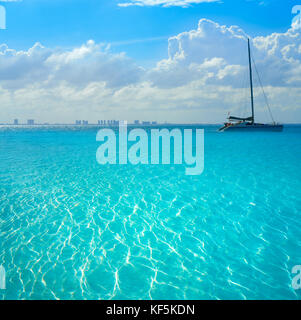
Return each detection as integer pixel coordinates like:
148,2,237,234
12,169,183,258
0,125,300,300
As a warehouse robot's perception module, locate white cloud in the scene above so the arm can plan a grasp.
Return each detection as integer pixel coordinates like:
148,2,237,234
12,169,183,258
0,40,143,89
148,19,301,88
0,19,300,123
118,0,219,8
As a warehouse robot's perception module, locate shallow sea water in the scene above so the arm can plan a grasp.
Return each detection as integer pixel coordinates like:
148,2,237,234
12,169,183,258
0,125,300,300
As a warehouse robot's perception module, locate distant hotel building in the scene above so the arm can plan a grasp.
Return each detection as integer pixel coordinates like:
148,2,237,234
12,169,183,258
134,120,140,125
27,119,34,125
107,120,119,126
14,119,18,125
98,120,107,125
75,120,88,125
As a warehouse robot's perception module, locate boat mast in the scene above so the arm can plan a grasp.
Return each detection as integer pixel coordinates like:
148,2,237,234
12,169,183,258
248,38,255,124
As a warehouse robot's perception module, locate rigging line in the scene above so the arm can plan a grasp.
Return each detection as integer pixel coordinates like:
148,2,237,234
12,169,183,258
251,54,275,123
238,63,248,118
242,66,249,118
240,73,246,117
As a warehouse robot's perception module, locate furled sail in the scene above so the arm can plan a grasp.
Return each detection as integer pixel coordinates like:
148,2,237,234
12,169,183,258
228,116,253,122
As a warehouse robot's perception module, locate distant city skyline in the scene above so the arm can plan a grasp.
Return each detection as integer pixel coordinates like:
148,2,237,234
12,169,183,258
0,119,162,125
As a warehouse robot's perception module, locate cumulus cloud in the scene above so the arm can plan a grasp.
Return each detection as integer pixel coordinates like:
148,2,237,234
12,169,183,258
0,19,300,123
148,19,301,88
118,0,219,8
0,40,143,90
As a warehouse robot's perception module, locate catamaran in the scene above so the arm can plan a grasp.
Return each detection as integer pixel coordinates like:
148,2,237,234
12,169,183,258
219,39,283,132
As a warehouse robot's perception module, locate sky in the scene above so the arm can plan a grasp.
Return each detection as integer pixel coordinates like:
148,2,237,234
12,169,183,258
0,0,300,123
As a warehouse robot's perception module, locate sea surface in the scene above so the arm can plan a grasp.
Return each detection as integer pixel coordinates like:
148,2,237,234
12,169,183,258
0,124,300,300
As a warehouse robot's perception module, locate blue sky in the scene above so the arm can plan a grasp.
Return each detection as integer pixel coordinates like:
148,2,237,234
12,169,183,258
0,0,300,123
2,0,299,63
